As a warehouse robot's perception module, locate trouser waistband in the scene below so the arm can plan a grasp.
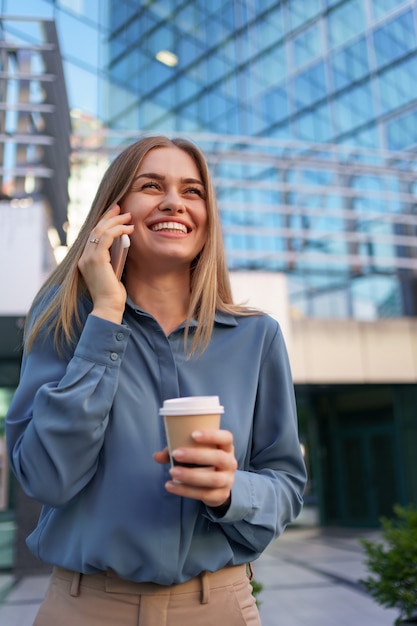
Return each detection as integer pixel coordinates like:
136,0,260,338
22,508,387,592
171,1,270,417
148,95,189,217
52,564,248,605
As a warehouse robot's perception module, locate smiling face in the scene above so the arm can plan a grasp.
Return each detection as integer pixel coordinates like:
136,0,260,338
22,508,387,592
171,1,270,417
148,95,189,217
120,146,208,274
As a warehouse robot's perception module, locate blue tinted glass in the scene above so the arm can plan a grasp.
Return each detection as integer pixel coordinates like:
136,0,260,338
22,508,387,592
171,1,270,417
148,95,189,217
292,23,321,69
339,125,379,150
263,87,289,123
287,0,321,31
147,25,175,55
207,54,231,83
256,7,283,50
219,73,238,100
175,4,199,37
251,46,288,89
351,276,400,318
214,1,235,29
109,0,130,31
176,76,201,103
153,83,175,108
293,62,327,110
294,105,332,141
373,10,416,68
331,37,369,90
57,11,99,68
57,0,100,22
177,35,204,67
256,0,280,10
387,109,417,150
328,0,366,49
378,56,417,114
371,0,408,20
333,83,374,134
144,61,172,91
64,61,98,114
3,0,52,18
205,15,233,47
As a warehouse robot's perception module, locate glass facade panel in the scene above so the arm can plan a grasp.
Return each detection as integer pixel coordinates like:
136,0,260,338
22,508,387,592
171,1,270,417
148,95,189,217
292,23,321,69
294,105,332,141
252,45,288,89
333,83,374,135
286,0,321,31
386,109,417,150
293,61,327,110
371,0,409,20
2,0,53,18
328,0,366,49
378,56,417,114
373,9,416,68
63,62,99,116
331,37,369,90
255,8,284,49
58,0,101,22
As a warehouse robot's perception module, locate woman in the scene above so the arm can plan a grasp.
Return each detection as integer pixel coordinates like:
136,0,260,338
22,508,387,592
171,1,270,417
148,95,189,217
6,136,306,625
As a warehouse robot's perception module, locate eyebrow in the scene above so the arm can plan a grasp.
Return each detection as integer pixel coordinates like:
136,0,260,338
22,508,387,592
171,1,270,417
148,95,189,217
133,172,204,186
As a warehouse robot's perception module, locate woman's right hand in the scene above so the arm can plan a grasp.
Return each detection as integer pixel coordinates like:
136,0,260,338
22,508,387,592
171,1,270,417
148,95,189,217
77,204,134,324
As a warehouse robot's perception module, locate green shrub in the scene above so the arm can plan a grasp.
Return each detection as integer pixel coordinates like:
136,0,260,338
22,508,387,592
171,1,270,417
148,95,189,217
359,504,417,625
250,578,263,606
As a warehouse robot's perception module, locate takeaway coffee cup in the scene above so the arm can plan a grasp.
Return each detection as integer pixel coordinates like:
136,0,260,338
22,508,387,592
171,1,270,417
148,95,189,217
159,396,224,468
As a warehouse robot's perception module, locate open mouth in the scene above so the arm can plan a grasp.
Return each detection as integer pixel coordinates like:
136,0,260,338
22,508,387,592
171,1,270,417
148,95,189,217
149,221,189,234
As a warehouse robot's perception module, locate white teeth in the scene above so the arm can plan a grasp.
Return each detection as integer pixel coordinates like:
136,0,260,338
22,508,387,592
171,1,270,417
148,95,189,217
150,221,187,233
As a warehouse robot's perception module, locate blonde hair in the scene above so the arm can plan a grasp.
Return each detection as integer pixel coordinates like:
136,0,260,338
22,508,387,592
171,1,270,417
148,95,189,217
26,136,257,355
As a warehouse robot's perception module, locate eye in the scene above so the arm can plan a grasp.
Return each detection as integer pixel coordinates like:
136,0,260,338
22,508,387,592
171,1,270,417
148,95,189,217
185,186,204,197
142,181,160,190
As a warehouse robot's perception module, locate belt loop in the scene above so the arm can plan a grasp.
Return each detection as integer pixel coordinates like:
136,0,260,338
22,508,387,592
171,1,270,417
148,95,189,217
200,571,210,604
70,571,81,597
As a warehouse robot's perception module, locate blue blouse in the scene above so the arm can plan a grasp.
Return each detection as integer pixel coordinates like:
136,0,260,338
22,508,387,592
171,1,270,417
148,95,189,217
6,296,307,584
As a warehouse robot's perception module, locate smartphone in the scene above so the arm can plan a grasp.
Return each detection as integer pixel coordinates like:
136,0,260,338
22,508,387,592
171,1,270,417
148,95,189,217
110,234,130,280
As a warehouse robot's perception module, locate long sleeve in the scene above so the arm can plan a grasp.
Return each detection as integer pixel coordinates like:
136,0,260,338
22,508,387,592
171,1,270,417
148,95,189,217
6,314,131,506
205,323,306,555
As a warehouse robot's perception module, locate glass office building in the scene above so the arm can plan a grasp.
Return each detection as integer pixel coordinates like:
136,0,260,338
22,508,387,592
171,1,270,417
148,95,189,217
1,0,417,536
2,0,417,320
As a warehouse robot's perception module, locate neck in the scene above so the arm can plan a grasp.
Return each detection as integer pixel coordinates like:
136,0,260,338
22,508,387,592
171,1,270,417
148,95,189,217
125,269,191,335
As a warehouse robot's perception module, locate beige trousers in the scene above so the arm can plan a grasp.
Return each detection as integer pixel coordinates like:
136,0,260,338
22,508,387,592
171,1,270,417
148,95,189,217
33,564,261,626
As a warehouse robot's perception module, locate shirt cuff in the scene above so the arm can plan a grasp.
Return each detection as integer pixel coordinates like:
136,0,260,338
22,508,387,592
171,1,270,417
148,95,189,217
73,314,131,366
205,470,254,523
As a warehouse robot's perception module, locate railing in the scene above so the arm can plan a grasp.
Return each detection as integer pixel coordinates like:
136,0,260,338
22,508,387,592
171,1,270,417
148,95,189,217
0,15,71,243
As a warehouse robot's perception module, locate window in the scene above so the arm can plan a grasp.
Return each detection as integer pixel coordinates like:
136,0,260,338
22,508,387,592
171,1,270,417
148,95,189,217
331,37,369,90
333,83,374,135
328,0,366,49
293,62,327,110
292,23,321,69
377,56,417,115
373,10,416,68
386,109,417,150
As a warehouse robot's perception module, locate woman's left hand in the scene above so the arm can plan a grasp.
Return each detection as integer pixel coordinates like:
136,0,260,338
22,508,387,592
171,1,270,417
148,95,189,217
153,429,237,510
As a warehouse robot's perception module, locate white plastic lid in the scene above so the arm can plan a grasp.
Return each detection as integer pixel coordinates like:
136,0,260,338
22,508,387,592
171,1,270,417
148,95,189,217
159,396,224,416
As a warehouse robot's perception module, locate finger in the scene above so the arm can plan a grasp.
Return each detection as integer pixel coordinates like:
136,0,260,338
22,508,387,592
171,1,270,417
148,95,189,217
172,446,236,471
169,465,231,488
153,448,170,465
191,429,234,451
165,472,233,508
90,212,134,247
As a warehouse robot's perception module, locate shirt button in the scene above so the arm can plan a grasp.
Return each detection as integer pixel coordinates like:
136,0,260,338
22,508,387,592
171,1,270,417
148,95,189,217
110,352,118,361
116,332,124,341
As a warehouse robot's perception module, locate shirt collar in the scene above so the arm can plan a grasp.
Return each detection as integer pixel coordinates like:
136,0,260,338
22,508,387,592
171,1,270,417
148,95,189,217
126,297,237,328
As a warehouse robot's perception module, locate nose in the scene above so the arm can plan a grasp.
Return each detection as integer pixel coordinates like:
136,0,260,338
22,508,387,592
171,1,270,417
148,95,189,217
158,188,185,213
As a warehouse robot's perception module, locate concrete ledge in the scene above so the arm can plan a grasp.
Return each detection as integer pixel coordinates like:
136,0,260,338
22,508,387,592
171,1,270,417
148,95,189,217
290,318,417,384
